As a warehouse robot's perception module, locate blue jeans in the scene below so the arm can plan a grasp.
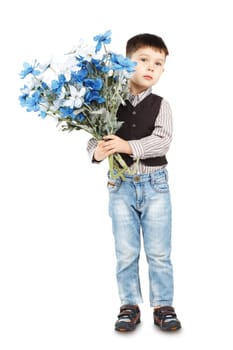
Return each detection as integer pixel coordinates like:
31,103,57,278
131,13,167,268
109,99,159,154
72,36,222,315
107,168,173,307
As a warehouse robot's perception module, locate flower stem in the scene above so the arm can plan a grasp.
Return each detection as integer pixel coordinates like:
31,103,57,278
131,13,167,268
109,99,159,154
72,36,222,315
108,153,128,180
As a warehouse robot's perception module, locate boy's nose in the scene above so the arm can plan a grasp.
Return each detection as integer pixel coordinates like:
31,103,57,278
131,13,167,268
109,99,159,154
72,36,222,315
147,62,154,71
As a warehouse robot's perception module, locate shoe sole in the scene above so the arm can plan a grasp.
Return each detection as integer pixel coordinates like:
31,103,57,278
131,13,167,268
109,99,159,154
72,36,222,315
154,321,181,331
115,318,141,332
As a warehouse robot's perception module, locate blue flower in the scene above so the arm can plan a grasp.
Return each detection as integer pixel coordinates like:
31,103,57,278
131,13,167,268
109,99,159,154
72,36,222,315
51,74,66,95
59,107,74,118
59,107,84,121
39,111,47,119
75,113,86,122
19,61,41,79
19,92,29,107
84,90,105,104
25,91,41,112
93,30,112,53
40,81,49,90
110,53,137,72
84,78,103,91
70,69,88,84
91,58,111,73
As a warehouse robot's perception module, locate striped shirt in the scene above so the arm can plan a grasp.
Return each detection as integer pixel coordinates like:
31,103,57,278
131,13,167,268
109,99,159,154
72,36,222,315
86,87,173,174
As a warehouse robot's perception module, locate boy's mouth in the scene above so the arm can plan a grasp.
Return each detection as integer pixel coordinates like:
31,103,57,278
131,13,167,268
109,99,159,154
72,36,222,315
143,75,152,80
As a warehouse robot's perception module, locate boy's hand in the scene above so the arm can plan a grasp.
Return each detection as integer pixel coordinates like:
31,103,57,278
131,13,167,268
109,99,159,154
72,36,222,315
93,135,132,161
103,135,132,155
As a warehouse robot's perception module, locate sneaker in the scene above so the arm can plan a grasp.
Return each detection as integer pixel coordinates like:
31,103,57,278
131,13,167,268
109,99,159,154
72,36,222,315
115,304,141,332
153,306,181,331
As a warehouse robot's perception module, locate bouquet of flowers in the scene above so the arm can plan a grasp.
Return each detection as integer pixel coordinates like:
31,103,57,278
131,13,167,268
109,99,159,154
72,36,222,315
19,30,136,179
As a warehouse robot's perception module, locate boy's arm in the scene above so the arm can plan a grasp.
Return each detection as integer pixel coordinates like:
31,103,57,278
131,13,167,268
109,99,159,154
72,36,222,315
87,137,125,162
128,99,173,159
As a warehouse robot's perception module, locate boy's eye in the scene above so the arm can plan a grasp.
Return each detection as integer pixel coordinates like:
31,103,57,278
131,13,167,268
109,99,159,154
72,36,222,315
140,58,162,66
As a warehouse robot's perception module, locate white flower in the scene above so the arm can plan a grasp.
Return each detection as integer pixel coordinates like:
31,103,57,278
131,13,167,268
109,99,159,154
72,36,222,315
38,57,53,73
63,85,86,108
66,39,96,61
55,56,79,81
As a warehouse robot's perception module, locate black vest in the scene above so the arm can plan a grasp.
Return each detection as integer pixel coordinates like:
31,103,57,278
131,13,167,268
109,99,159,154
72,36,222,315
116,93,168,167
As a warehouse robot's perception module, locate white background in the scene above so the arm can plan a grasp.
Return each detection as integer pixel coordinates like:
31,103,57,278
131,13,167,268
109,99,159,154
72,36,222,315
1,0,233,349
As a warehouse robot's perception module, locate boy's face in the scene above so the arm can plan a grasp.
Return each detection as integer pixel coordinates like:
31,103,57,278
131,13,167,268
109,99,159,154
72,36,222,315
129,46,166,94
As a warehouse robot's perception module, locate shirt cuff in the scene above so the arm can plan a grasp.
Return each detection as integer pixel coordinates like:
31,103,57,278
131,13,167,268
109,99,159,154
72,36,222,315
128,140,144,159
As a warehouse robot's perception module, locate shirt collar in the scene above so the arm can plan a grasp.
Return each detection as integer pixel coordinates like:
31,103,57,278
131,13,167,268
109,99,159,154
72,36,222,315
128,87,152,107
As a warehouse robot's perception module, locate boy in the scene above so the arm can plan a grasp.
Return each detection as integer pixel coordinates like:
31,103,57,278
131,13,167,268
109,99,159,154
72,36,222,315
87,33,181,332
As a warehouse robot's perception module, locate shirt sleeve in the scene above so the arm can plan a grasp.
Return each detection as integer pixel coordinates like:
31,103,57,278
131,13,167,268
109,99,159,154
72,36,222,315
128,98,173,159
86,137,101,163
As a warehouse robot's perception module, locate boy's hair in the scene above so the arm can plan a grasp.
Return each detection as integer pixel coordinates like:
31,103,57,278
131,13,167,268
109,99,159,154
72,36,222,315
126,33,169,57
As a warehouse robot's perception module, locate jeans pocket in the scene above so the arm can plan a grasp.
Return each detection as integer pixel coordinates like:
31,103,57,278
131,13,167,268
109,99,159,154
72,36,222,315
107,175,121,193
150,170,169,193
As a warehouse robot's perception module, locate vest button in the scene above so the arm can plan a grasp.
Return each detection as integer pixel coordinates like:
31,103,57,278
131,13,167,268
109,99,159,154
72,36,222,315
132,123,136,127
132,111,136,115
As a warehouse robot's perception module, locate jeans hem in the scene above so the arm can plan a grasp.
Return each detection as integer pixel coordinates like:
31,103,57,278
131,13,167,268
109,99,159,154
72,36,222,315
121,298,143,306
150,300,173,307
